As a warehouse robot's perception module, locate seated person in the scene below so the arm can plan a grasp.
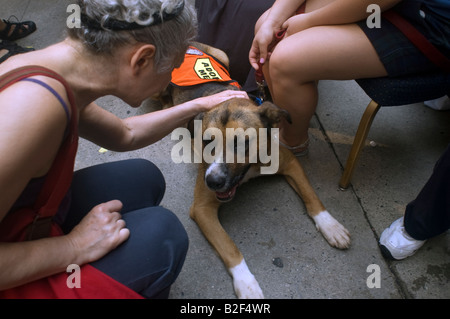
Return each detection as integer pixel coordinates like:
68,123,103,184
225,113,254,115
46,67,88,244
250,0,449,155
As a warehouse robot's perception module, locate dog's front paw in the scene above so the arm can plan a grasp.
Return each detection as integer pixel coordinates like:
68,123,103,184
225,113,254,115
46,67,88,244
229,259,264,299
233,274,264,299
313,211,351,249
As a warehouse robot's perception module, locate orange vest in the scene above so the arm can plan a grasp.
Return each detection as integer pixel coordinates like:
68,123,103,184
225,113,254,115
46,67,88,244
171,46,241,89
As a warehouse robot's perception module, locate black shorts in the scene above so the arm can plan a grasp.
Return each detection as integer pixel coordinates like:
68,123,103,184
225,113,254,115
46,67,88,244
357,17,439,77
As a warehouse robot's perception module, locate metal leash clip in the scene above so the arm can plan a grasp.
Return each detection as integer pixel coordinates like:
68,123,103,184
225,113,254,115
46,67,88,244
253,29,287,104
255,67,266,103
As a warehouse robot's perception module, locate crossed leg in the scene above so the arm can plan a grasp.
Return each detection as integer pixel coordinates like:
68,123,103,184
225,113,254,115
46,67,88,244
260,0,388,147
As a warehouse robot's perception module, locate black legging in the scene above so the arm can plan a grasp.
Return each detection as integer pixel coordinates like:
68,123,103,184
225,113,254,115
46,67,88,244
404,144,450,241
61,159,188,299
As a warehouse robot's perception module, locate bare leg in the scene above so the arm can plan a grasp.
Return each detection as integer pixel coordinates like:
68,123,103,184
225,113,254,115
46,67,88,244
266,23,388,147
255,0,388,147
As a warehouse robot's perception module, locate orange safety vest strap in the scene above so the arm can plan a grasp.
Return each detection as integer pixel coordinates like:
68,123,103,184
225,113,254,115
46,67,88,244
171,46,241,89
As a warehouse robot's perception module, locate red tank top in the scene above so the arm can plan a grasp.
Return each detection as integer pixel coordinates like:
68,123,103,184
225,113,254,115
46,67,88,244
0,66,142,299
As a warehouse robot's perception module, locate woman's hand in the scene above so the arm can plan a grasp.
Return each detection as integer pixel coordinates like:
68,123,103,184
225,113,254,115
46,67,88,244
67,200,129,265
249,20,279,70
192,90,249,113
250,13,312,70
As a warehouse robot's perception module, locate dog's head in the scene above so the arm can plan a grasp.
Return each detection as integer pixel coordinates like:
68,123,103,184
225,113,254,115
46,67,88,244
198,98,291,202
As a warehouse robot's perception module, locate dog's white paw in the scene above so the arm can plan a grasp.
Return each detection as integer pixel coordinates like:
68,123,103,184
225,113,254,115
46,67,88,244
229,259,264,299
313,211,351,249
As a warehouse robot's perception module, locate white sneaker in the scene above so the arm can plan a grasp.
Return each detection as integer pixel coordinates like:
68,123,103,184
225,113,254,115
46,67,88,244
424,96,450,111
379,217,426,260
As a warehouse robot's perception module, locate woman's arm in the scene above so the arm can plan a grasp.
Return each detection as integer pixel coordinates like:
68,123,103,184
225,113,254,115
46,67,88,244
79,90,248,152
262,0,306,27
0,79,68,219
250,0,306,69
283,0,402,35
250,0,402,69
0,234,77,290
0,199,128,290
0,81,128,291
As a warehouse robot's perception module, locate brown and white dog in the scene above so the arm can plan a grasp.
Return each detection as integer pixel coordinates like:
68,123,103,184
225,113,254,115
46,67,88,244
165,43,350,298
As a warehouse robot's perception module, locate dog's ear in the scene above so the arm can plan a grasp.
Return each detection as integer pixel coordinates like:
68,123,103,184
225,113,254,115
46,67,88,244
188,112,205,136
257,101,292,128
195,111,205,122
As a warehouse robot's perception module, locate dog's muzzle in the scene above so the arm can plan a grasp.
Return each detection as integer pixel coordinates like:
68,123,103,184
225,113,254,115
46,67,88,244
205,163,250,202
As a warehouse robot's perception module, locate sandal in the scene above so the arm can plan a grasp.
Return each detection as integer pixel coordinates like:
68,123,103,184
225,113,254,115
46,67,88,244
0,40,34,63
279,138,310,157
0,16,37,41
275,132,310,157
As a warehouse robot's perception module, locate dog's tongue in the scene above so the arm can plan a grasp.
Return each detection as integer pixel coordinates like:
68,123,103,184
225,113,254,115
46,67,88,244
216,183,238,200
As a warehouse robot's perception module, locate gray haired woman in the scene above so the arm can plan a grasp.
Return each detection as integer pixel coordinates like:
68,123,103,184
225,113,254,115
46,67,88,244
0,0,247,299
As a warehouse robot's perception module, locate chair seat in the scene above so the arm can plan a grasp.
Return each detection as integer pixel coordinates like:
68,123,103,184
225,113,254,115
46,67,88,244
356,71,450,106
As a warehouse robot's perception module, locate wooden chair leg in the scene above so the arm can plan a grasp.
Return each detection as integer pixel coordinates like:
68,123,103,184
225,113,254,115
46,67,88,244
339,100,381,190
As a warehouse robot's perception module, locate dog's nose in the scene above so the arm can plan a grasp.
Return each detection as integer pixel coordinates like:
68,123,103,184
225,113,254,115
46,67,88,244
205,174,227,191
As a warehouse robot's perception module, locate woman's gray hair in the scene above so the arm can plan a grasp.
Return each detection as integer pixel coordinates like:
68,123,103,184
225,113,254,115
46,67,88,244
67,0,197,73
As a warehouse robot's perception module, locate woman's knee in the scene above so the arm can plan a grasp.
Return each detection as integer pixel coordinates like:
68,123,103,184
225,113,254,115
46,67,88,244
140,206,188,274
126,206,189,263
148,206,189,253
123,158,166,196
131,207,189,298
91,206,188,298
72,159,165,198
269,49,304,90
65,159,166,232
269,35,321,87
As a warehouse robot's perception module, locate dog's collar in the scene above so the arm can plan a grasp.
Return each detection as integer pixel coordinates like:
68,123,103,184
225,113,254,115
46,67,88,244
248,93,263,106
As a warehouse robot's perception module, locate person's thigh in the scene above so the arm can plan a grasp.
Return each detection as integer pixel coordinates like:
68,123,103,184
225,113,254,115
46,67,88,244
90,206,189,299
269,23,389,84
62,159,166,233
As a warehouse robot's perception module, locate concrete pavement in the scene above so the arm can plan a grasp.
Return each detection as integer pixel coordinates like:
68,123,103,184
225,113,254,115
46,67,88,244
3,0,449,299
